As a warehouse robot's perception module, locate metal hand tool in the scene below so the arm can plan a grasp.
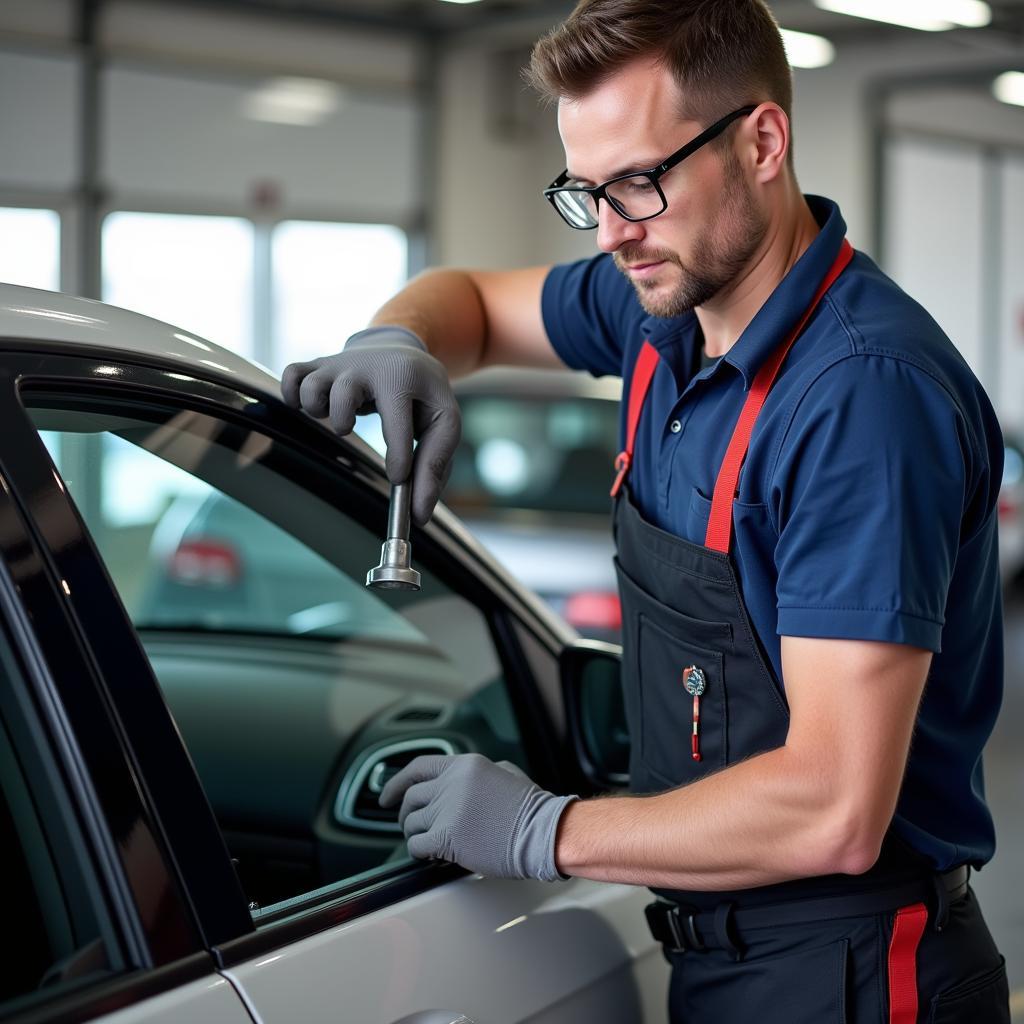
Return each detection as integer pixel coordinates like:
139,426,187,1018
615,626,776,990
366,480,421,590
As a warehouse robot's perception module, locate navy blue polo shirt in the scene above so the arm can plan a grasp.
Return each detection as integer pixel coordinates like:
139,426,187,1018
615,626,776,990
542,196,1004,870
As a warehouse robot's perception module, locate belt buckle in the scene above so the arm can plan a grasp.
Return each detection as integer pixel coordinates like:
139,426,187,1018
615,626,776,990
645,900,706,954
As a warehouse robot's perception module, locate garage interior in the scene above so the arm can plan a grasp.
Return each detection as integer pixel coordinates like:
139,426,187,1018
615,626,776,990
2,0,1023,1018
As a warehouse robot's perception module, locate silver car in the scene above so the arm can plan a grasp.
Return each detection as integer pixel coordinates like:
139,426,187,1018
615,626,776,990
0,284,666,1024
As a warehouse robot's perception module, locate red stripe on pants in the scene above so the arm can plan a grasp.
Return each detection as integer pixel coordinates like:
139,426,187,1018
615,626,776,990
888,902,928,1023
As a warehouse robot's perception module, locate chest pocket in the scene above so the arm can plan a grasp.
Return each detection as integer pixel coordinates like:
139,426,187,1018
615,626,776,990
615,559,732,792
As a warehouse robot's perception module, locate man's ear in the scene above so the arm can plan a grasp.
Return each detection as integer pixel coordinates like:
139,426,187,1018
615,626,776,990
745,103,789,184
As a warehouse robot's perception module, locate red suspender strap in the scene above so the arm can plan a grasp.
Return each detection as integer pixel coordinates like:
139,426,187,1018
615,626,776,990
610,339,661,498
704,239,854,553
887,902,928,1024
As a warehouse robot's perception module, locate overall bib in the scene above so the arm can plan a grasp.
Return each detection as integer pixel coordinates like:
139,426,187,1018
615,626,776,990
610,241,1009,1022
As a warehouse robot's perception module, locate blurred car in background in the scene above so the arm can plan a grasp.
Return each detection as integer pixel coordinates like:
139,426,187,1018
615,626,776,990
448,368,623,642
999,433,1024,591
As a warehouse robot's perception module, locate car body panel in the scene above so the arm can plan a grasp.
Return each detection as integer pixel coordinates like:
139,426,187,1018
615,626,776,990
229,876,667,1024
99,977,253,1024
0,284,280,400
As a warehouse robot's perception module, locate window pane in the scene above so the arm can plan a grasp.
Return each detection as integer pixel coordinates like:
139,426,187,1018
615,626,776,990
0,625,122,1013
272,221,407,373
0,207,60,291
29,398,523,913
102,212,254,357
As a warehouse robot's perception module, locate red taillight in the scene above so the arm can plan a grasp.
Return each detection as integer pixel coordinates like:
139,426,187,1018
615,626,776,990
168,539,242,587
564,591,622,632
998,496,1018,521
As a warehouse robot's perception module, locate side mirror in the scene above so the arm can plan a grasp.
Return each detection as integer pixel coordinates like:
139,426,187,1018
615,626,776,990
560,639,629,788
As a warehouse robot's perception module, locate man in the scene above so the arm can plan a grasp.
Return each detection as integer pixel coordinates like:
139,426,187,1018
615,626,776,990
282,1,1009,1019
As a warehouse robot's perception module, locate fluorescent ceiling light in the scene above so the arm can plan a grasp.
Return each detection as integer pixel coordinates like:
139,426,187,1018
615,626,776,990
813,0,991,31
780,28,835,69
993,71,1024,107
437,0,484,4
243,77,343,127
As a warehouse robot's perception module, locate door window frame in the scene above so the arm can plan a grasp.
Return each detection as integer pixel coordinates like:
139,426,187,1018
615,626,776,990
0,344,575,966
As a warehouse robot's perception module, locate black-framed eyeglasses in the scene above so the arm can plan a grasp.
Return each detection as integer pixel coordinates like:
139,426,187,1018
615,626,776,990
543,104,757,230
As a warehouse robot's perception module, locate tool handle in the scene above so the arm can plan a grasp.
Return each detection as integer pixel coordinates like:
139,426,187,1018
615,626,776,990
388,481,412,541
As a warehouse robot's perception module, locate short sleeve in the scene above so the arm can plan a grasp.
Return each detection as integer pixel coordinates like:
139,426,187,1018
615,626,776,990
771,355,974,652
541,254,638,378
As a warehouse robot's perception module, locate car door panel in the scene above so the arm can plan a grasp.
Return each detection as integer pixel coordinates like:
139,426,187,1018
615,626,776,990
224,875,668,1024
98,977,254,1024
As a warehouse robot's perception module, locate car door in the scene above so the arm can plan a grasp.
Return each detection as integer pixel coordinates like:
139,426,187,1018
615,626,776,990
0,363,254,1023
1,347,669,1024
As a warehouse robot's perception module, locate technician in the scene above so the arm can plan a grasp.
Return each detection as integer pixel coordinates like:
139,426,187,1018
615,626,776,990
282,1,1009,1019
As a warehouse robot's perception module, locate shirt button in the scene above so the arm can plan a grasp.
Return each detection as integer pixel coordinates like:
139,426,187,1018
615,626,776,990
670,420,682,434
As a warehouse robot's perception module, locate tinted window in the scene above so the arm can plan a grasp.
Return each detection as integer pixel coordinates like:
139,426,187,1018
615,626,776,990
0,615,122,1012
27,398,526,914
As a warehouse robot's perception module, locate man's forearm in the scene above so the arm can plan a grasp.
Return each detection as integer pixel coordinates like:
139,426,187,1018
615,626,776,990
370,269,488,379
555,745,883,891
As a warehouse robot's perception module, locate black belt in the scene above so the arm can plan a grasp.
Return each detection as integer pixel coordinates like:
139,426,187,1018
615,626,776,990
646,864,969,959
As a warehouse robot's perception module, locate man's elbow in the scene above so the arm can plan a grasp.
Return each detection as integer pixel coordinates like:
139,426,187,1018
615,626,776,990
811,807,887,877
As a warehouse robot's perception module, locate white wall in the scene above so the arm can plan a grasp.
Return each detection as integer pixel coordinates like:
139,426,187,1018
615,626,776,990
102,63,421,221
0,49,79,192
999,157,1024,433
885,137,986,376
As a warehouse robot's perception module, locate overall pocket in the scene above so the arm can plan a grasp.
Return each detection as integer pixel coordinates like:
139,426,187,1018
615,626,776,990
615,558,732,790
638,614,726,787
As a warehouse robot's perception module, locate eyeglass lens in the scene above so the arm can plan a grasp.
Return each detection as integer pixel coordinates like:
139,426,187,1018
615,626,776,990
554,174,666,228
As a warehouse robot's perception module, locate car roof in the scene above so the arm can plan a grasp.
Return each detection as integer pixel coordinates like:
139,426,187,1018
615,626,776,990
1,285,626,405
0,283,282,400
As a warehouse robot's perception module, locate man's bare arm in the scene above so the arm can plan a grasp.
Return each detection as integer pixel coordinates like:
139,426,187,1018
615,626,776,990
370,265,561,377
554,636,931,890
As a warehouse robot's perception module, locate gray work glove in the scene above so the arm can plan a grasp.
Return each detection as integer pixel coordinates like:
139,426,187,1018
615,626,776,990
280,326,461,526
378,753,577,882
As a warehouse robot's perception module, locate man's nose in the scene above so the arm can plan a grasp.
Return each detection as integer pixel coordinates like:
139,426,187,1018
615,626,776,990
596,200,646,253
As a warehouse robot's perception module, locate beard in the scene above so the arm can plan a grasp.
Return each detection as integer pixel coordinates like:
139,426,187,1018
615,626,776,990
613,154,769,318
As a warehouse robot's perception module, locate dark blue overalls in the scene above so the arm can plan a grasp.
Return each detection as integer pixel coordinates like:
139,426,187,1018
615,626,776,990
610,241,1009,1022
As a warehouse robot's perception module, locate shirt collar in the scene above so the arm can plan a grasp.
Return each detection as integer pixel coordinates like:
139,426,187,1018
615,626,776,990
637,195,848,391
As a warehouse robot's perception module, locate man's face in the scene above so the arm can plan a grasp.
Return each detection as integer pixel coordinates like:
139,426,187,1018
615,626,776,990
557,58,768,318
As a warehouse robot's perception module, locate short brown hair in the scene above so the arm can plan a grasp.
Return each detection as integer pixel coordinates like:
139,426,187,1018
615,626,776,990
527,0,792,128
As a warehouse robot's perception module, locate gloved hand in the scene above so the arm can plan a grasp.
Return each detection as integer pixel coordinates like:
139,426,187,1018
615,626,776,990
378,752,577,881
280,326,461,526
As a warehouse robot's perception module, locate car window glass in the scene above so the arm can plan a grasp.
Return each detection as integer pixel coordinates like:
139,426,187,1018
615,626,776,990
26,399,525,916
0,618,123,1013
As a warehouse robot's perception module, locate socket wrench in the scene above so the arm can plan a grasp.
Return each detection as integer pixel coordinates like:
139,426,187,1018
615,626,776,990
366,480,421,590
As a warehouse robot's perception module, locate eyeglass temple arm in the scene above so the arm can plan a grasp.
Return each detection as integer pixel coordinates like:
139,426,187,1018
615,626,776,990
656,104,758,175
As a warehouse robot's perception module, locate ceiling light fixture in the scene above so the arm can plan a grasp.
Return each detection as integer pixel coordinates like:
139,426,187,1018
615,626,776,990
813,0,991,32
243,77,343,127
993,71,1024,107
779,28,835,69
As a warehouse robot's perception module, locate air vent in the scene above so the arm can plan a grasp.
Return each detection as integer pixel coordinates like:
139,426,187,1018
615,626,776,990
334,738,457,832
393,706,445,724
